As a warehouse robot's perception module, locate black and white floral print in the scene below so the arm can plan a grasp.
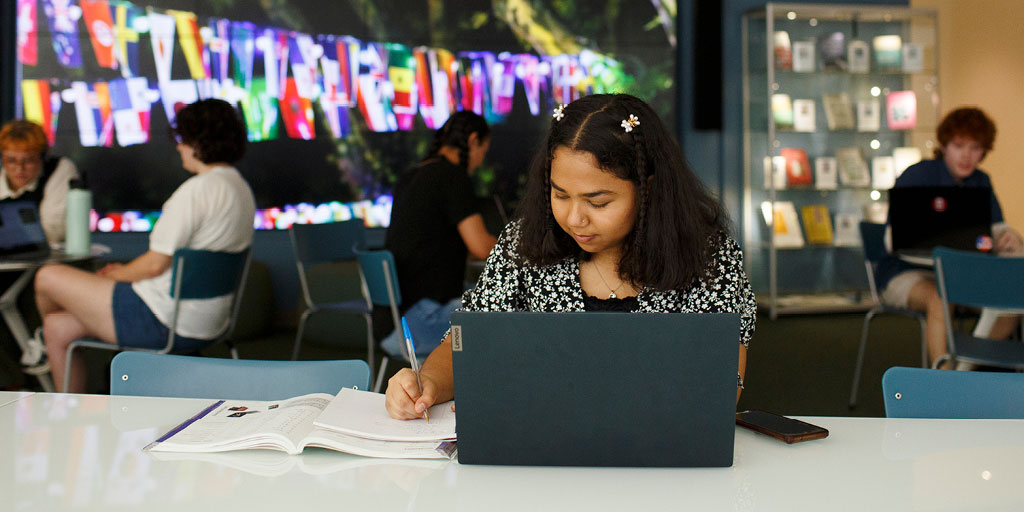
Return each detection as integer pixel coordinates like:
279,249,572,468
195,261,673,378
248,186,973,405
461,220,756,347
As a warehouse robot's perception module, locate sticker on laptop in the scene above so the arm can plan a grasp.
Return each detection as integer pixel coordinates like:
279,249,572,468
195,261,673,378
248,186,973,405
976,235,993,252
451,325,462,352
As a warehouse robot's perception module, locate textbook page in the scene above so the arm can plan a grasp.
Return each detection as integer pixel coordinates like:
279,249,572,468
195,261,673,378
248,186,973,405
314,388,457,442
148,393,333,455
301,428,450,459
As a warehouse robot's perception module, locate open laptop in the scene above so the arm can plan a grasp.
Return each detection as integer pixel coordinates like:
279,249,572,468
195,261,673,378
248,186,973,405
449,311,740,467
889,187,992,257
0,200,51,260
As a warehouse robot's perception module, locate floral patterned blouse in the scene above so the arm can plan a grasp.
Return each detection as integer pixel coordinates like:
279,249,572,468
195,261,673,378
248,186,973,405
458,221,756,385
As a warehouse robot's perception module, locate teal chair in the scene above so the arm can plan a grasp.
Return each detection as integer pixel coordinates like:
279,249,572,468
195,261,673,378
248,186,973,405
110,352,369,400
289,220,373,365
64,248,251,392
849,222,928,408
882,366,1024,418
353,247,414,392
933,247,1024,370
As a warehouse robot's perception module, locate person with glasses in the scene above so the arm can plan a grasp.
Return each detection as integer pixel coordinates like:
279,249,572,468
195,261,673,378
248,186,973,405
0,120,79,243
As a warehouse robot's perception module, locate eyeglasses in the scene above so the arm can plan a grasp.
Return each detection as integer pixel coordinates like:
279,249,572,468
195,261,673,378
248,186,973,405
1,155,42,168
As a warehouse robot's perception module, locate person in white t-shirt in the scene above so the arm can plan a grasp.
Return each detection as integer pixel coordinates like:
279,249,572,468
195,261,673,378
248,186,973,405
32,99,256,392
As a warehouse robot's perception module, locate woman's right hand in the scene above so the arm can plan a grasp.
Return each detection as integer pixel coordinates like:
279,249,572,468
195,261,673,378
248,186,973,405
384,368,439,420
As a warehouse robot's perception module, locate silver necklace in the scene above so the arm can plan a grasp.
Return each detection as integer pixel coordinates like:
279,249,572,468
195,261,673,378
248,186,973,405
591,261,625,299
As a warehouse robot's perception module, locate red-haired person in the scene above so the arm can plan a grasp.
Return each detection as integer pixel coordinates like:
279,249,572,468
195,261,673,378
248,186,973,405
876,107,1023,367
0,120,79,242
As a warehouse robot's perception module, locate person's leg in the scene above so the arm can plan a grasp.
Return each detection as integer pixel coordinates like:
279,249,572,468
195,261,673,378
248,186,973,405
987,315,1021,340
43,311,93,392
905,279,948,368
34,264,117,392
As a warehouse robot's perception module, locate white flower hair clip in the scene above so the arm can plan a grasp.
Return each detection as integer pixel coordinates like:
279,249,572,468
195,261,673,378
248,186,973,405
552,104,567,121
621,114,640,133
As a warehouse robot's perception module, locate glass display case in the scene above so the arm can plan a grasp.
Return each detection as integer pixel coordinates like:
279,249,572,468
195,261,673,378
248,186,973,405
742,3,939,318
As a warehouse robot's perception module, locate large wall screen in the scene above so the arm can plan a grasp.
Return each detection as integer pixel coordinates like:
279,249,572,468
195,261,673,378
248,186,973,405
13,0,677,230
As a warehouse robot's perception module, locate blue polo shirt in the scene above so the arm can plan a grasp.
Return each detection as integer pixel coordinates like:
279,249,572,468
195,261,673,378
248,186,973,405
875,159,1004,292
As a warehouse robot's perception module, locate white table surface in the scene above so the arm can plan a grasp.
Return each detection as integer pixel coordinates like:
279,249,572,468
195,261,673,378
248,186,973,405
3,393,1023,512
0,390,33,408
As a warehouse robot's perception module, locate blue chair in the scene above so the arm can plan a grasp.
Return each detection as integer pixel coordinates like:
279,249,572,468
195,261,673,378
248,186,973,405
64,248,252,392
882,366,1024,418
933,247,1024,370
849,222,928,408
110,352,369,400
353,247,413,392
289,220,373,366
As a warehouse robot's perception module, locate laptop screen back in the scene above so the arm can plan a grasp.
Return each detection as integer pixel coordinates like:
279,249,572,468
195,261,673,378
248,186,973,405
0,201,50,258
889,187,992,253
450,311,740,467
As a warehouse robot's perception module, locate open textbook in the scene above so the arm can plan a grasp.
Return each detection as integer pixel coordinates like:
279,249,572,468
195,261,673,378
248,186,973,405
145,388,457,459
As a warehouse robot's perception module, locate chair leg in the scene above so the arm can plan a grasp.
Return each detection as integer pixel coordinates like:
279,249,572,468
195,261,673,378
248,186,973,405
229,342,240,360
849,310,877,408
364,314,375,388
63,343,76,394
374,356,389,393
291,310,312,361
917,317,928,368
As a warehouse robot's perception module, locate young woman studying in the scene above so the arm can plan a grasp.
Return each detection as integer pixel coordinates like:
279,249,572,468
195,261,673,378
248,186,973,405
385,94,756,419
32,99,256,392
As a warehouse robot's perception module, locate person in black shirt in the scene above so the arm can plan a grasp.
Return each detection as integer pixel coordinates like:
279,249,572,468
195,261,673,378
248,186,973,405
382,111,498,356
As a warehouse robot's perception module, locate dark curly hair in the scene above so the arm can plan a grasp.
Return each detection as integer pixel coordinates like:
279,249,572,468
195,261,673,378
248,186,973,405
172,99,247,164
517,93,729,291
427,110,489,170
934,106,996,159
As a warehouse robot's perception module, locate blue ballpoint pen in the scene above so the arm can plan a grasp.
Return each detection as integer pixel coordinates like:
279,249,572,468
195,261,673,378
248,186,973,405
401,317,430,422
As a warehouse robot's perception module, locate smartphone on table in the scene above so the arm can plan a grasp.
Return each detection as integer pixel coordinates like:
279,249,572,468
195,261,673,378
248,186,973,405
736,409,829,444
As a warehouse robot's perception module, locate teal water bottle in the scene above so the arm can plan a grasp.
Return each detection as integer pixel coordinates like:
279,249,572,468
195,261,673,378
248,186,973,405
65,178,92,256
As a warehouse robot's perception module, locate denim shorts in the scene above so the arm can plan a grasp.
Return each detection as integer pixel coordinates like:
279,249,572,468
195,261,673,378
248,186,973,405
380,297,462,359
112,282,211,352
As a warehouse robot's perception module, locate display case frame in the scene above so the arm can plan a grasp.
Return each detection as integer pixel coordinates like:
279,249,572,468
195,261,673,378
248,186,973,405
742,3,939,318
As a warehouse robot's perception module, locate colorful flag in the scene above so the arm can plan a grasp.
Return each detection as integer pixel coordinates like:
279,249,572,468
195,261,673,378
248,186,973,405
356,42,397,132
230,21,255,90
109,77,154,146
206,18,231,82
386,43,416,131
258,27,289,99
288,33,319,101
80,0,117,69
65,81,113,147
148,9,175,85
170,9,208,80
21,80,54,144
279,78,314,140
16,0,38,66
112,0,142,77
238,77,279,142
159,79,199,128
42,0,84,68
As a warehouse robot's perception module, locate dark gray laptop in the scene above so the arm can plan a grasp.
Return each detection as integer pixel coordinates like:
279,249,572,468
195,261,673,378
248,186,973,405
0,200,50,260
890,186,993,257
449,311,740,467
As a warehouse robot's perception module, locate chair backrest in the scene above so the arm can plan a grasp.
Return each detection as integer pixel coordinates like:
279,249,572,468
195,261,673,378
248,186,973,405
859,221,888,263
110,352,370,400
290,219,365,266
933,247,1024,311
169,248,251,300
882,366,1024,419
354,247,402,330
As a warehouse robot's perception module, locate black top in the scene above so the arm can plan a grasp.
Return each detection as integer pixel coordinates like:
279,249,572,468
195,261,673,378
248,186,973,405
385,157,478,310
583,293,639,312
0,156,58,206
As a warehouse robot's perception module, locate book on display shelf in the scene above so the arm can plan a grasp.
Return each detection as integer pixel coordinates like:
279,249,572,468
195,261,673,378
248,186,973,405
871,156,896,189
763,155,788,190
856,100,881,132
801,205,834,245
872,35,902,71
886,91,917,130
836,147,870,187
792,41,815,72
833,213,862,247
768,201,805,249
774,31,793,70
822,93,855,131
792,99,816,132
145,388,457,459
814,157,838,190
818,31,847,71
772,93,794,130
892,147,923,177
780,147,812,186
901,42,924,73
847,40,870,73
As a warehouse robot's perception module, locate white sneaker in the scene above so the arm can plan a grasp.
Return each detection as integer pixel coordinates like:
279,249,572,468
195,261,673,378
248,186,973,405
20,327,46,367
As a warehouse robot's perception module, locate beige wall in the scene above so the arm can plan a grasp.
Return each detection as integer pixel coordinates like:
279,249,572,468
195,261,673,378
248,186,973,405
912,0,1024,228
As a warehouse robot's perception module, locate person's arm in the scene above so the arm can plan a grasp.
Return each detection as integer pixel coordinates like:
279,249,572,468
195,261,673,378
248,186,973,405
38,157,78,243
737,344,748,403
98,250,172,282
993,223,1024,255
385,334,455,420
457,213,497,260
